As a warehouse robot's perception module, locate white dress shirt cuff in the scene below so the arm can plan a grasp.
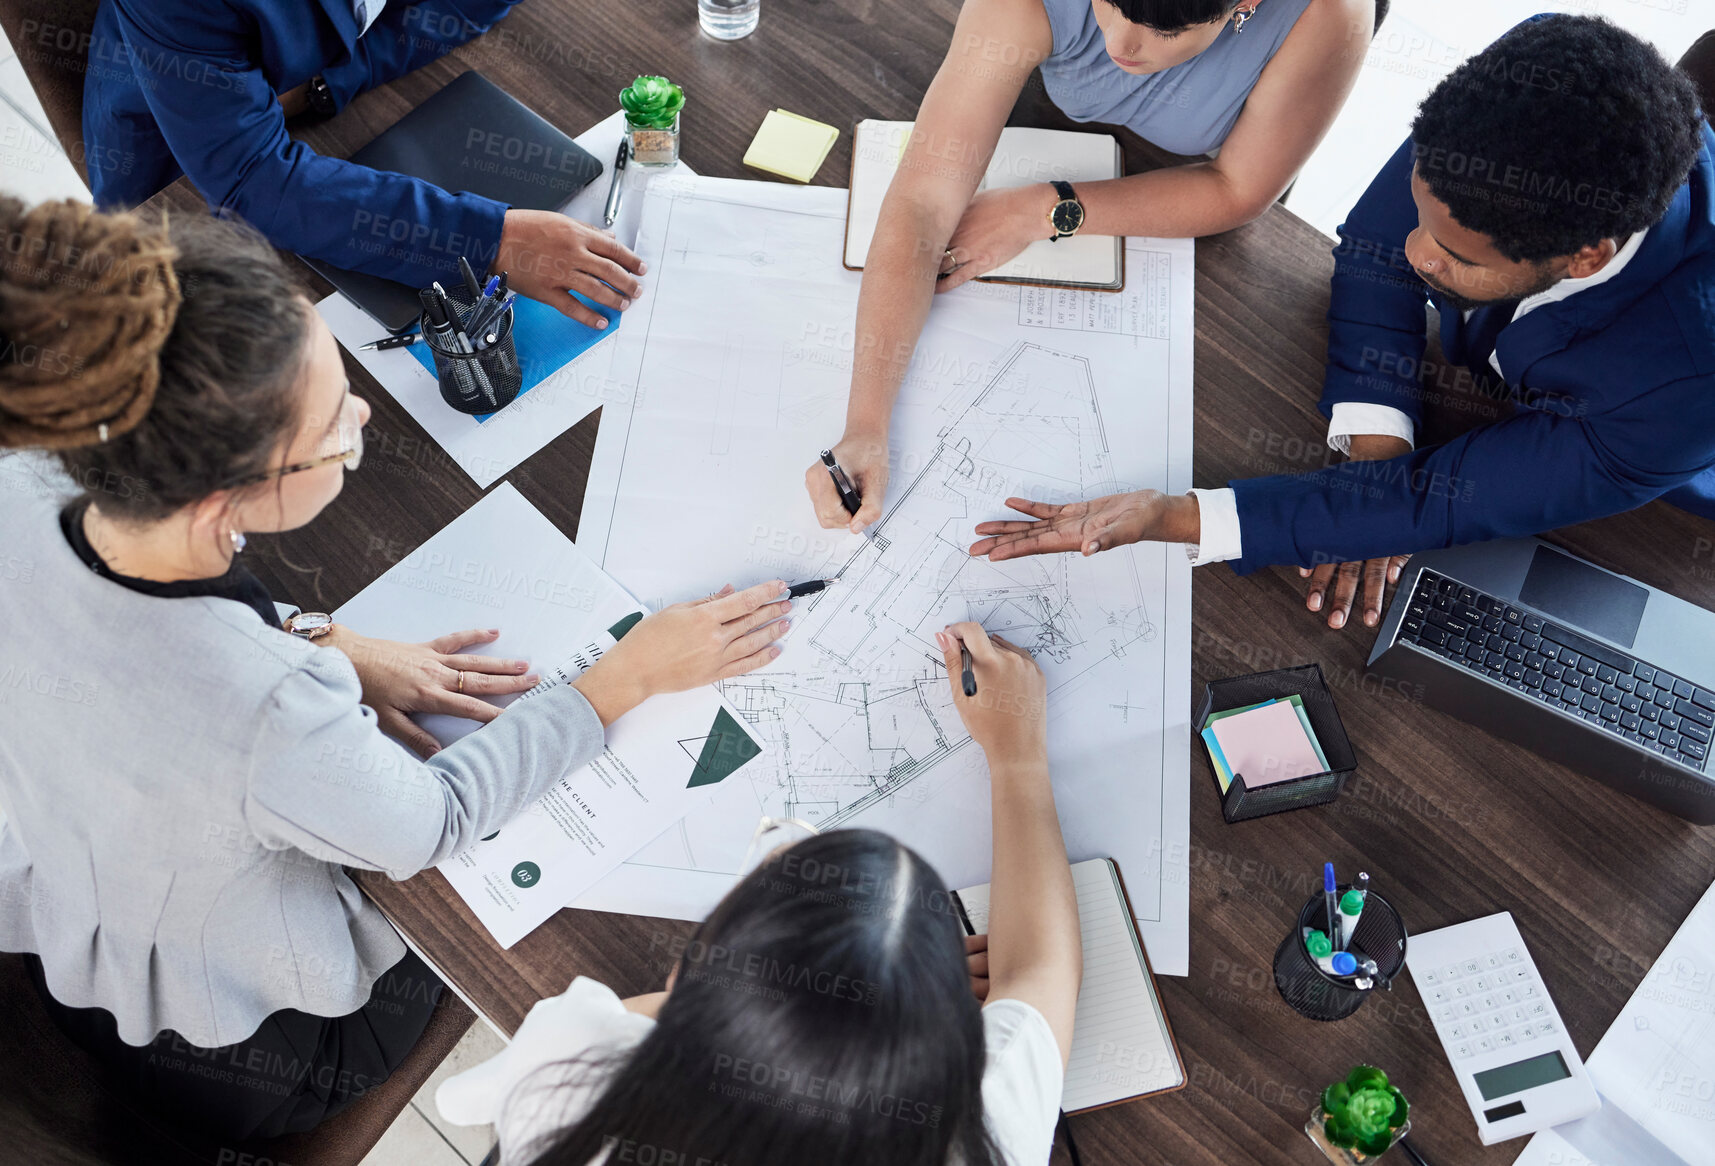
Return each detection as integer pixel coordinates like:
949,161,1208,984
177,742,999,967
1327,403,1416,456
1186,488,1242,566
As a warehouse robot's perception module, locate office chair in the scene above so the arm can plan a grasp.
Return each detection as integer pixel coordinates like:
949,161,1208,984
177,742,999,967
0,951,475,1166
1680,29,1715,120
0,0,101,189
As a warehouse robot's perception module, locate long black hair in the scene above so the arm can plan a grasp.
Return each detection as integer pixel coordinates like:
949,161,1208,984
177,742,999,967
514,830,1002,1166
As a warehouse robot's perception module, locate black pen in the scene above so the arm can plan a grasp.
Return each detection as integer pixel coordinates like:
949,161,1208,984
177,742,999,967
960,644,977,696
603,139,629,228
1398,1138,1432,1166
819,450,862,517
457,255,484,303
786,577,839,599
358,331,422,351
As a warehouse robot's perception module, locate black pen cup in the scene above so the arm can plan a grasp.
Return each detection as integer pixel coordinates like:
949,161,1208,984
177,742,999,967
1273,888,1408,1022
422,284,521,416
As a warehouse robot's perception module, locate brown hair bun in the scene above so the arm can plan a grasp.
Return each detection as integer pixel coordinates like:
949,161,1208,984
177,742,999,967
0,197,181,450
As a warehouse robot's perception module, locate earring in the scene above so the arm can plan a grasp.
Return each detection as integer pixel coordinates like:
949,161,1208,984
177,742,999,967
1232,4,1257,32
229,530,247,553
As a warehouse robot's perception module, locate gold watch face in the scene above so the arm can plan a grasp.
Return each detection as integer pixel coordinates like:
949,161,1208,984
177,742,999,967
1051,199,1085,235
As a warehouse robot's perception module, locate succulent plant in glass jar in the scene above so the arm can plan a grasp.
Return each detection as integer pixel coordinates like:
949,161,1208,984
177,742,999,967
1305,1065,1411,1164
620,75,685,167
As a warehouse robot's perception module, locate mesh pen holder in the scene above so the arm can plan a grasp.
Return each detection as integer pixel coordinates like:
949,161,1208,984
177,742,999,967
422,284,521,416
1273,889,1408,1022
1197,664,1357,823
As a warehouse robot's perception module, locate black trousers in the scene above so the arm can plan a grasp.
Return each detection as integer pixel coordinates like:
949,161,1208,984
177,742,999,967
25,949,445,1141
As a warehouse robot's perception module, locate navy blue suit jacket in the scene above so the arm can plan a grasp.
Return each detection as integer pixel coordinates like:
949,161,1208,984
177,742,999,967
83,0,521,288
1229,130,1715,573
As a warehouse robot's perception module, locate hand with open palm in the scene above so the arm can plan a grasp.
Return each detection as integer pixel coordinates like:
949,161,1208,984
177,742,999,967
967,491,1200,561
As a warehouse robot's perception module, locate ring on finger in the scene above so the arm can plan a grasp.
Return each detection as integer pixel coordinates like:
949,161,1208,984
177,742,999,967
456,670,465,694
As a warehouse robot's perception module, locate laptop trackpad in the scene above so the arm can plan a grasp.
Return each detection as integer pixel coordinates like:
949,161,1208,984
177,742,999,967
1518,546,1647,648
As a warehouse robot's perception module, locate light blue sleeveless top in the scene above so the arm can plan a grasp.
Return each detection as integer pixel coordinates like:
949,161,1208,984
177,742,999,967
1038,0,1313,156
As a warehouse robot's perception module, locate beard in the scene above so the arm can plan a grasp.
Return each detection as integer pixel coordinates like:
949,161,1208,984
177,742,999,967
1419,263,1561,312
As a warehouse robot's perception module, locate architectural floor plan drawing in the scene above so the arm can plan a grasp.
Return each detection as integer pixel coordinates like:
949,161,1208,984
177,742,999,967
571,177,1195,974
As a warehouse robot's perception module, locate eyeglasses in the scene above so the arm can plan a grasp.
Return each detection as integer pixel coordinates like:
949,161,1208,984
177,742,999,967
737,815,820,878
231,381,364,487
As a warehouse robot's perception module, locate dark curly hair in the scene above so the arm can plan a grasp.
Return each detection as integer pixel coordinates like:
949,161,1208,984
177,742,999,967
1103,0,1240,35
1411,15,1705,263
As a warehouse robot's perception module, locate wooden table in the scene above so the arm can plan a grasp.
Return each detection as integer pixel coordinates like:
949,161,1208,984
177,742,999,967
151,1,1715,1161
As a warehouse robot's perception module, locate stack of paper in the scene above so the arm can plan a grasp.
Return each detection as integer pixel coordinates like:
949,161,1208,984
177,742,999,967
1201,698,1329,792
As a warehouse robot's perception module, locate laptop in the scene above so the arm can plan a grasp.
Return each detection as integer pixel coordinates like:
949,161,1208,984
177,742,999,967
304,71,604,332
1368,538,1715,823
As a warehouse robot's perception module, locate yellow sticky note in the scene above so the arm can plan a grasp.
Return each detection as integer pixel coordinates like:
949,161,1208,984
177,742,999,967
743,109,839,183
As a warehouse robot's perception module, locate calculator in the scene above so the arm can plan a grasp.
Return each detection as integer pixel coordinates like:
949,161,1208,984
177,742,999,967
1406,912,1599,1144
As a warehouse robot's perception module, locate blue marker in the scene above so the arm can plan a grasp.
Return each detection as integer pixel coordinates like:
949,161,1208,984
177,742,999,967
1330,951,1358,977
1324,862,1340,949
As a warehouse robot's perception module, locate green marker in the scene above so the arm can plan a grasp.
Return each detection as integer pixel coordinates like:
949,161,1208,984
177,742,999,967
1338,887,1367,951
1306,928,1338,973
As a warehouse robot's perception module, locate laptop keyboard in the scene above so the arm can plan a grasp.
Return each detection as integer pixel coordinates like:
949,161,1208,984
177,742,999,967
1397,569,1714,772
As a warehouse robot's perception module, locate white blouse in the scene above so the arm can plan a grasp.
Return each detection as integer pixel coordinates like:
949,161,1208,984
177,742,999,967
437,977,1066,1166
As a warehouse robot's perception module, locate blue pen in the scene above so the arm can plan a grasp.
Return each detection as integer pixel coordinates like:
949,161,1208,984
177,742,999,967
1324,863,1340,950
466,275,504,334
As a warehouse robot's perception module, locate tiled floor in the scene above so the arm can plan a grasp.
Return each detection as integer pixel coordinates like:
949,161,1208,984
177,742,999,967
360,1020,505,1166
3,3,1708,1164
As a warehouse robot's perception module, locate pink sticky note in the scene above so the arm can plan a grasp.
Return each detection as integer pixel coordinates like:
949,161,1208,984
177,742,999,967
1208,701,1325,788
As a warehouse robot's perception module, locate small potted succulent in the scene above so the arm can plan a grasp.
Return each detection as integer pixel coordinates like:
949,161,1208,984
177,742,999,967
620,74,685,167
1305,1065,1411,1163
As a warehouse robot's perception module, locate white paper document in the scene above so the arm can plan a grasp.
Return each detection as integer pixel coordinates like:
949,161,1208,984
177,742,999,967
572,176,1194,975
319,112,695,489
330,483,764,948
1513,876,1715,1166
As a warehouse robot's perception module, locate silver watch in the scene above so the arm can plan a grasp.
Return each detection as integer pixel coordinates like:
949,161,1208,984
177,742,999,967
284,611,334,639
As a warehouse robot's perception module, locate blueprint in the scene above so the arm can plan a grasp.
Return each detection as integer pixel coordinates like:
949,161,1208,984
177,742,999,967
572,177,1194,974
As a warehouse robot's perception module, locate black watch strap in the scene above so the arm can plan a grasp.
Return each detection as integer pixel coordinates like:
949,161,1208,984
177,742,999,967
305,75,338,119
1051,179,1076,202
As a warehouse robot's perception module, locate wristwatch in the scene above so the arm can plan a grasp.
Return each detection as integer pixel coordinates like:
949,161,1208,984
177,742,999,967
1047,180,1085,241
284,611,334,639
305,75,338,120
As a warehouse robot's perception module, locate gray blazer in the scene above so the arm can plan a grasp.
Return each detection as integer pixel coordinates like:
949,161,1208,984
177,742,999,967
0,490,605,1048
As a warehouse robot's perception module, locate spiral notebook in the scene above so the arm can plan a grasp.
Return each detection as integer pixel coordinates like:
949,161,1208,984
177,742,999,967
951,859,1185,1113
843,119,1124,291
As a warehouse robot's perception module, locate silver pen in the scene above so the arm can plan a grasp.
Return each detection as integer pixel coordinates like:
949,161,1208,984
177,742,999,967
602,139,629,228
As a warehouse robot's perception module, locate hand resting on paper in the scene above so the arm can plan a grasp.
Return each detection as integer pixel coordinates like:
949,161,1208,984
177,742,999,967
320,625,540,759
805,431,889,535
494,209,647,331
573,580,793,727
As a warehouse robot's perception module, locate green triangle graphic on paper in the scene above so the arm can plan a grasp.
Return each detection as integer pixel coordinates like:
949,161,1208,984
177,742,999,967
608,611,644,641
679,706,761,789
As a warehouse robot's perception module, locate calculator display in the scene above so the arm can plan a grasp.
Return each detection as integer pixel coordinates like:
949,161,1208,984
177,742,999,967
1473,1050,1571,1101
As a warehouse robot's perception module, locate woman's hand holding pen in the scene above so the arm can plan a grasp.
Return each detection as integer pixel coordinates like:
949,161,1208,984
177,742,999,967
574,581,792,726
935,622,1046,767
805,432,888,534
320,625,541,759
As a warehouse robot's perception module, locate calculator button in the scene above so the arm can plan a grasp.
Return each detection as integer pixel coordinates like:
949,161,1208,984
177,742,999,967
1518,1024,1537,1041
1421,968,1441,986
1463,960,1482,976
1445,964,1465,980
1454,983,1470,997
1510,1006,1527,1023
1500,988,1519,1004
1460,1000,1478,1016
1474,975,1493,991
1437,1006,1456,1022
1448,1023,1469,1039
1496,1031,1517,1049
1524,983,1541,999
1537,1016,1557,1034
1475,1036,1495,1054
1454,1043,1475,1060
1428,986,1449,1004
1503,949,1524,964
1509,967,1530,983
1481,994,1499,1011
1528,1001,1550,1019
1484,953,1503,969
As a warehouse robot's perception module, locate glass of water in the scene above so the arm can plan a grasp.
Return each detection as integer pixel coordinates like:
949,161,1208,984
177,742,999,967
698,0,759,40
